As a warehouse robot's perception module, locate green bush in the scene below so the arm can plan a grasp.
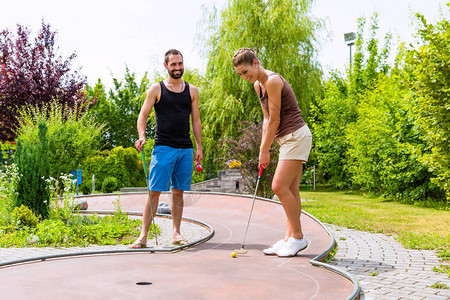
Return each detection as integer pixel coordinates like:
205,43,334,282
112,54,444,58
405,12,450,204
81,180,92,195
16,101,105,186
0,198,159,247
82,146,146,191
310,78,356,188
1,212,150,247
309,13,447,205
102,176,119,193
346,74,441,202
12,205,39,228
14,122,51,218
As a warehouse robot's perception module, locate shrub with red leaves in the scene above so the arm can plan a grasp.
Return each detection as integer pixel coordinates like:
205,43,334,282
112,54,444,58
0,20,90,142
218,121,279,198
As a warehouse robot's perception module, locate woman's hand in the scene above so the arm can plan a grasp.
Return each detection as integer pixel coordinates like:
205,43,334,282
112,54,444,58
259,150,270,169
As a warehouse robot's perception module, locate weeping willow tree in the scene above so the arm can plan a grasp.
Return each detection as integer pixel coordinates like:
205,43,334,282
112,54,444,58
198,0,324,174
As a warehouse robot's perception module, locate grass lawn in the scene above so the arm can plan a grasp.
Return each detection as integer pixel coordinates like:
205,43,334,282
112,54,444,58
300,186,450,260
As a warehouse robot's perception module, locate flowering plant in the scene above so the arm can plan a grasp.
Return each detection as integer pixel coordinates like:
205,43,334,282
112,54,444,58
46,173,76,220
0,163,19,225
226,159,242,169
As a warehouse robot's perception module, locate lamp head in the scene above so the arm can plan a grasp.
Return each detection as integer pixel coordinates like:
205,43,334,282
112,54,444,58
344,32,356,46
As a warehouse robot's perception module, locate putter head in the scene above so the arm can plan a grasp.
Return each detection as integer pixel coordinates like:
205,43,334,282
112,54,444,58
235,248,248,254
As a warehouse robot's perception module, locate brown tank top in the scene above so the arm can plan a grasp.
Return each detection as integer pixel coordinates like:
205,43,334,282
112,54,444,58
259,73,305,138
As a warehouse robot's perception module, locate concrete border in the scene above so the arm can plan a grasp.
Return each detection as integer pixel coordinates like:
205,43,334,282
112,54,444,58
0,212,214,268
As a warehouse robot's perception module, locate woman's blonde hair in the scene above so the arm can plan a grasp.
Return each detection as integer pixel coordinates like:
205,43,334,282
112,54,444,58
232,48,259,67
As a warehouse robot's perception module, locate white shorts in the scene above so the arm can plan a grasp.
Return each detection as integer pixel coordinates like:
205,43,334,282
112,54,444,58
277,125,312,161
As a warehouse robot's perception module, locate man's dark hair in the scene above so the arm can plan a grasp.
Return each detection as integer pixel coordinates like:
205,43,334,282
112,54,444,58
164,49,183,64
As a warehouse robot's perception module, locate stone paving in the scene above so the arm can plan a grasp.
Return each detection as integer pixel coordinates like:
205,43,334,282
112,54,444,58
327,224,450,300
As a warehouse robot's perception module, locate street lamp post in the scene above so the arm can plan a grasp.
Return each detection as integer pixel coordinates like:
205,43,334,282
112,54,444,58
344,32,356,70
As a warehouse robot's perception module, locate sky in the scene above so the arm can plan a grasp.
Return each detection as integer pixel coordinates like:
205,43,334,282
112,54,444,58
1,0,448,88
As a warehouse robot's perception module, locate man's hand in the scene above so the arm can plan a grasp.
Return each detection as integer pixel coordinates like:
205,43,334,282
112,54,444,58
195,149,203,163
135,139,146,152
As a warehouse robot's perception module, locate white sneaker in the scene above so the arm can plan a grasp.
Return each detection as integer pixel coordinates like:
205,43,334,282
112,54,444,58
277,237,308,257
262,239,286,255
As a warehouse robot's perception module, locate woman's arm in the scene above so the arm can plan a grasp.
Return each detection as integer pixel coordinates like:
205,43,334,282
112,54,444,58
259,76,282,168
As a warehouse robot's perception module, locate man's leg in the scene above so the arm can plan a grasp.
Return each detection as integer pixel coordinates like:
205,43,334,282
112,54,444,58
171,188,188,245
129,191,161,248
170,148,193,245
130,145,173,248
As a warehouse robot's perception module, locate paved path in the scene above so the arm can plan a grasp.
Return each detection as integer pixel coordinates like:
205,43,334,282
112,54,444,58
0,192,356,300
327,224,450,300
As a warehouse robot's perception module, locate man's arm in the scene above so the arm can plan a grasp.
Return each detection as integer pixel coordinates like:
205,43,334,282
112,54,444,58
190,85,203,162
135,83,160,152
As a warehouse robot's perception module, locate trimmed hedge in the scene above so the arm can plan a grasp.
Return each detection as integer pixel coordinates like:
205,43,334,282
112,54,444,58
82,146,146,192
102,176,119,193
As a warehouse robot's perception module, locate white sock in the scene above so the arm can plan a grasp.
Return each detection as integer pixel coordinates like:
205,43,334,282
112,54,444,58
292,236,305,242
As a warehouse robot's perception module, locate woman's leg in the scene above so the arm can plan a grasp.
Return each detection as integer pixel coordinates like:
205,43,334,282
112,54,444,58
272,160,304,240
284,162,303,239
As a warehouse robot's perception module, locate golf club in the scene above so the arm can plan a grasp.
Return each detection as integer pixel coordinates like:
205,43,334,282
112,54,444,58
141,151,158,246
235,166,264,254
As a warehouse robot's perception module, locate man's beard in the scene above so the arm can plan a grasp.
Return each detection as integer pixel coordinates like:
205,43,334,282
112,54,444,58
169,69,184,79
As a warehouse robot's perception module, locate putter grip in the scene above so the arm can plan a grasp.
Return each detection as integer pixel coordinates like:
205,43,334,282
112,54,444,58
141,151,148,178
259,166,263,177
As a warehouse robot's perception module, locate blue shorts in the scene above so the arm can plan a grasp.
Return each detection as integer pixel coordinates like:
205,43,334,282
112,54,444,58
148,145,194,191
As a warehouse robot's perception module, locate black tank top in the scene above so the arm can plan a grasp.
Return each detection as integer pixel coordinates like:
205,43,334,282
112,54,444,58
154,81,193,148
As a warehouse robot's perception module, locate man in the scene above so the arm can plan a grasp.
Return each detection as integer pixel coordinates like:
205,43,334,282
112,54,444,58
129,49,203,248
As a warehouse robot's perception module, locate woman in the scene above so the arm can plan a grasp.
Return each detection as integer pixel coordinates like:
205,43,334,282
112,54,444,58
232,48,312,257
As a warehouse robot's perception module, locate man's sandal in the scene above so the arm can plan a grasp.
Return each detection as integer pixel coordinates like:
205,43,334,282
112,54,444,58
172,239,189,246
128,242,147,249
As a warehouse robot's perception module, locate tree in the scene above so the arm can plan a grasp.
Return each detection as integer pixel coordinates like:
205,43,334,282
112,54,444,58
14,121,50,218
310,11,447,205
309,74,356,187
310,15,392,187
198,0,324,174
86,67,150,149
346,73,441,202
0,20,90,142
404,8,450,204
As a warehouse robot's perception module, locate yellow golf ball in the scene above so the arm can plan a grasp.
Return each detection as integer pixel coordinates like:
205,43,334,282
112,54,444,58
231,252,237,258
